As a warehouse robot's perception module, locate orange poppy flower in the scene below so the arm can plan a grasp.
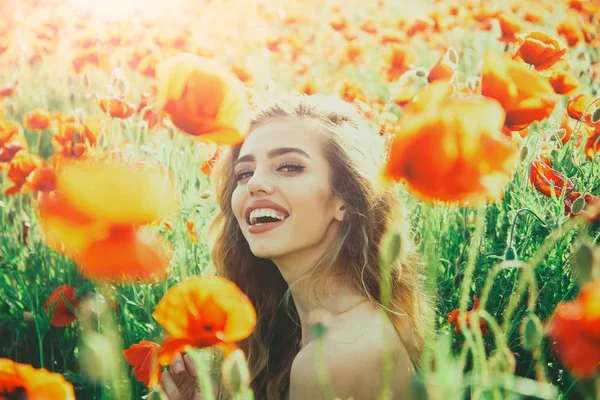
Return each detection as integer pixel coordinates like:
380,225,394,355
385,45,417,82
584,129,600,160
230,64,253,85
428,47,458,83
0,358,75,400
23,108,53,130
44,284,79,327
382,83,518,204
529,159,574,198
37,159,179,281
557,14,584,46
546,278,600,378
360,18,378,35
51,121,97,160
201,147,221,176
186,221,198,244
335,80,368,104
329,14,347,31
96,97,136,119
156,53,250,145
152,276,257,365
564,192,600,222
567,93,597,123
4,152,45,196
513,32,567,71
74,225,173,282
0,80,17,100
547,72,580,96
559,116,574,145
36,191,108,258
447,295,489,336
0,119,27,163
24,166,56,193
298,80,318,95
496,13,524,43
123,340,161,387
72,47,110,75
339,43,364,66
481,51,557,131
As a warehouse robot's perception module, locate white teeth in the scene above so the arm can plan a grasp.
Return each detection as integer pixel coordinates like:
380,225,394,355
248,208,288,225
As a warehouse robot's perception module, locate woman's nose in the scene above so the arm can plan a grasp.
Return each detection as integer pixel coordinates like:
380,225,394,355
247,169,274,196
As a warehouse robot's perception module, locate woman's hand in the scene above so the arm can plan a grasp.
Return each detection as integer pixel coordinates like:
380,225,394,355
160,352,202,400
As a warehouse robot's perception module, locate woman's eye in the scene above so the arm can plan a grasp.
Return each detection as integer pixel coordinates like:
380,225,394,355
278,163,305,173
234,163,304,182
235,171,253,181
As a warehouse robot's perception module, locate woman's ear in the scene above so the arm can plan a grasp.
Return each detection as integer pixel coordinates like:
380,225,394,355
334,202,346,222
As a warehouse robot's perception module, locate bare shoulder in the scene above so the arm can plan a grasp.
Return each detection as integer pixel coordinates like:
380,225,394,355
290,307,415,400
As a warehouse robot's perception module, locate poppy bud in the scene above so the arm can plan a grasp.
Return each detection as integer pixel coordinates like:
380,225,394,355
520,313,543,351
573,243,596,285
221,349,250,395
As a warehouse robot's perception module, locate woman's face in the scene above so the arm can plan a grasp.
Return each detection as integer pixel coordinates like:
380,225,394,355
231,117,344,259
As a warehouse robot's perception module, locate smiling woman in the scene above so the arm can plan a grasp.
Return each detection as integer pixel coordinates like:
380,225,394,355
160,93,434,400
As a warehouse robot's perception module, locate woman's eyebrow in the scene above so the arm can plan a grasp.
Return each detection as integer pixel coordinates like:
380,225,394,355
235,147,311,166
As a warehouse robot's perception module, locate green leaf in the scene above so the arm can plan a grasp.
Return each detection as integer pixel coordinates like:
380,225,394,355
572,196,586,215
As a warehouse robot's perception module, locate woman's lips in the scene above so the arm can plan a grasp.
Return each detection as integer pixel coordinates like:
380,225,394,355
247,218,286,234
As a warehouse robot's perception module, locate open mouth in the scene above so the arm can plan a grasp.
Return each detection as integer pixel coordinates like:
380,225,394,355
246,209,290,226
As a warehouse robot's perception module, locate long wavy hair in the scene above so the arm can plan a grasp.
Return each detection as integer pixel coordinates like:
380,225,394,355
207,93,433,399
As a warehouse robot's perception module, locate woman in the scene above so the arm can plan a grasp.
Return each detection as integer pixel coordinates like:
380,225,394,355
160,93,433,399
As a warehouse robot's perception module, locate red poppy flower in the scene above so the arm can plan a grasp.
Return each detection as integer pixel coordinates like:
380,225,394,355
123,340,161,387
564,192,600,222
546,278,600,378
529,159,574,198
447,295,489,336
44,284,79,327
513,32,567,71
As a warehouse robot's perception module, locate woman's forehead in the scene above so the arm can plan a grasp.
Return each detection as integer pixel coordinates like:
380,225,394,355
239,117,323,157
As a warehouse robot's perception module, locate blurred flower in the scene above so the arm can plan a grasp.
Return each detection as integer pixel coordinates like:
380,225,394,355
529,159,574,198
152,276,256,365
4,152,45,195
584,129,600,160
567,93,597,124
447,295,489,336
186,221,198,243
385,45,417,82
44,284,79,327
546,277,600,378
0,358,75,399
0,119,27,163
156,53,250,145
123,340,161,387
513,32,567,71
0,80,17,100
547,72,580,96
382,82,518,204
37,159,178,282
23,108,53,130
96,97,136,119
481,51,557,131
201,146,221,176
564,192,600,222
428,47,458,83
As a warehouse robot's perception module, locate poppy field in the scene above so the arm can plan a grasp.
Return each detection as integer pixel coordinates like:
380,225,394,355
1,0,600,398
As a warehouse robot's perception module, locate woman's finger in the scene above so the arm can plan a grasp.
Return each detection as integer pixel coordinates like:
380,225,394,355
170,352,186,375
182,353,197,378
160,371,183,400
